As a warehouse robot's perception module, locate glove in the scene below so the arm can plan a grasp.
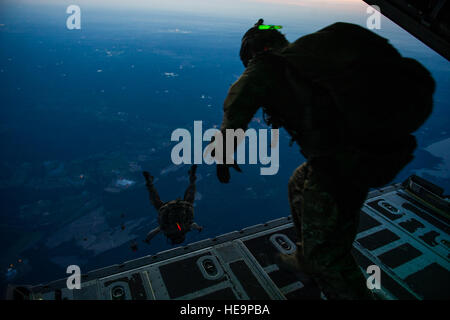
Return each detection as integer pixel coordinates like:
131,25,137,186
217,163,242,184
188,164,197,179
205,133,242,183
142,171,154,183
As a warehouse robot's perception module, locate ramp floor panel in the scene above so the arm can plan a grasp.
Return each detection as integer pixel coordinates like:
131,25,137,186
9,177,449,300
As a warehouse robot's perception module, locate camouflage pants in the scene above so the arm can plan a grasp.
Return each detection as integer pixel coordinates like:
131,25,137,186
288,160,373,299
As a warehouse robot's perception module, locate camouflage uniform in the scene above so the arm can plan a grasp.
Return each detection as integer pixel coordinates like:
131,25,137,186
288,159,373,299
218,22,434,299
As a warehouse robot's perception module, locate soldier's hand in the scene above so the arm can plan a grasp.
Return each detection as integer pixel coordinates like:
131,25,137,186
142,171,154,183
216,163,242,184
217,164,230,183
188,164,197,178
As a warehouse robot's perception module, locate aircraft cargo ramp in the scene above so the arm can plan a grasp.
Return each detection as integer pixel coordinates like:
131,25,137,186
7,175,450,300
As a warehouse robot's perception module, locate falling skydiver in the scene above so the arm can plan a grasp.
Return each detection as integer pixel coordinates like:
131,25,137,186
142,165,203,245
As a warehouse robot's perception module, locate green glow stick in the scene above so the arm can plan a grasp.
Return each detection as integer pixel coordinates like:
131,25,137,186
258,25,283,30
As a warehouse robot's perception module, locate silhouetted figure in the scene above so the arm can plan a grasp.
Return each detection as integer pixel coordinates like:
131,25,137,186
208,19,435,299
143,165,202,245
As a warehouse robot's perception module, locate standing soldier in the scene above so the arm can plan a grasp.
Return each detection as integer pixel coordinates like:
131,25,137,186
208,19,435,299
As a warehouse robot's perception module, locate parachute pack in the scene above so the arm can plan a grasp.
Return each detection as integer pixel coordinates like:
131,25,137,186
262,22,436,187
279,22,435,142
159,200,194,233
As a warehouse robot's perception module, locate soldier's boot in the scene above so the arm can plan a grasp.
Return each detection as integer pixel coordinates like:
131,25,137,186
274,243,374,300
275,242,303,274
275,242,323,298
312,260,375,300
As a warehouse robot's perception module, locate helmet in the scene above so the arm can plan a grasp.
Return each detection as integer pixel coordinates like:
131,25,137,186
239,18,288,67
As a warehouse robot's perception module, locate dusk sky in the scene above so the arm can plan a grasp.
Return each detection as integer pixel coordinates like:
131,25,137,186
2,0,446,64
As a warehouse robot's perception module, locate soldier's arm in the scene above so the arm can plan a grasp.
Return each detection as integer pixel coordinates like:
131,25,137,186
144,226,161,243
218,57,273,159
220,61,268,132
143,171,164,210
183,165,197,204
